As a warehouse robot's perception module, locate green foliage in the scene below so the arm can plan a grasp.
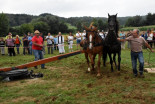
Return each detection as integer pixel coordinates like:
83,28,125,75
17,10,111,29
32,21,50,35
125,15,143,27
120,25,155,31
98,19,108,31
19,24,34,35
76,21,83,32
0,12,9,36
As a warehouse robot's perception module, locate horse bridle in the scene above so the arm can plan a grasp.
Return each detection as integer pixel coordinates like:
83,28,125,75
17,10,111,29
86,31,102,48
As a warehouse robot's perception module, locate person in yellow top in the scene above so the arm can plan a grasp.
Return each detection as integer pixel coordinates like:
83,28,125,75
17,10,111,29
5,32,12,40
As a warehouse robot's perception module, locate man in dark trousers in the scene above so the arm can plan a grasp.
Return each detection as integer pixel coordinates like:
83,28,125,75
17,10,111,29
22,34,30,55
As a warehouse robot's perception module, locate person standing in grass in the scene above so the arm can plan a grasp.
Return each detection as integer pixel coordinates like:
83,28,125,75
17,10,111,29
6,35,15,56
46,33,54,54
76,31,81,50
28,33,33,55
68,32,74,52
14,35,22,54
57,32,65,54
54,35,58,50
81,30,86,40
117,29,155,78
153,31,155,48
119,31,126,49
40,32,45,55
32,30,46,69
147,31,153,48
22,34,30,55
0,38,5,55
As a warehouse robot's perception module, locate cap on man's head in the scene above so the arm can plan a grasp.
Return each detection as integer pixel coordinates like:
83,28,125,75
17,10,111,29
34,30,40,34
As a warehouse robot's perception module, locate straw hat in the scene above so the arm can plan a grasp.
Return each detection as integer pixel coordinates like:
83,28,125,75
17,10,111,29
34,30,40,34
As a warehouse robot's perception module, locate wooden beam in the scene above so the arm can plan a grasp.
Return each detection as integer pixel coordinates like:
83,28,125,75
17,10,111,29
144,68,155,73
0,50,83,72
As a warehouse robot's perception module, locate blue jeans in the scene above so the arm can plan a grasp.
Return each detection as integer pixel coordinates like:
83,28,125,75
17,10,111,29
29,45,32,55
33,49,45,68
16,44,20,54
131,51,144,75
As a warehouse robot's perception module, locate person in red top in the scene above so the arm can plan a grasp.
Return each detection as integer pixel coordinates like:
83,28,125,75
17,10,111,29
32,30,45,69
14,35,22,54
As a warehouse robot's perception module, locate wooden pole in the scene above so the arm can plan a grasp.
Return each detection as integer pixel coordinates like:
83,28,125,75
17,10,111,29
0,50,83,72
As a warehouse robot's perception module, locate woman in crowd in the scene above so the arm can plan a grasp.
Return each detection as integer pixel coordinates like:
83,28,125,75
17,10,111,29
68,32,74,52
147,31,153,48
0,38,5,55
6,35,15,56
14,35,22,54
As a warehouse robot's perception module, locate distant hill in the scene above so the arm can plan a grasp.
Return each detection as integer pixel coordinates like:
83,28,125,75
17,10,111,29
2,13,146,27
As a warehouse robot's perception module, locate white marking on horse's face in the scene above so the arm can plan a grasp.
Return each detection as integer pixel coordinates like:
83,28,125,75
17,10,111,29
89,34,92,49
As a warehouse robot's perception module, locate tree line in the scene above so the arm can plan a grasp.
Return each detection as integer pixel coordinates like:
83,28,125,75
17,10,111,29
125,13,155,27
0,12,155,37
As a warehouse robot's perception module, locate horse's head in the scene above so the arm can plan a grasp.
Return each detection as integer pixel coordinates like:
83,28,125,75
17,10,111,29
108,13,118,31
84,26,98,50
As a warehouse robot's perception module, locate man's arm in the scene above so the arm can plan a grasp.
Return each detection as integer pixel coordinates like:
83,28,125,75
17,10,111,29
117,38,128,42
32,42,43,47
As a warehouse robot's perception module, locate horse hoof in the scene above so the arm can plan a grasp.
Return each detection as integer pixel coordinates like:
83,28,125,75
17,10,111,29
96,74,102,78
88,68,91,72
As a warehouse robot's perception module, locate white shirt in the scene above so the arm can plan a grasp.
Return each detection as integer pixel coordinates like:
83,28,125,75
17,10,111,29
147,33,153,41
76,33,81,40
58,35,64,44
46,35,53,44
68,36,74,41
82,33,86,40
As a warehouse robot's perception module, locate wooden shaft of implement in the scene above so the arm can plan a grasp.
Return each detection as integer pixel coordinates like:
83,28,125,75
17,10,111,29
0,50,83,72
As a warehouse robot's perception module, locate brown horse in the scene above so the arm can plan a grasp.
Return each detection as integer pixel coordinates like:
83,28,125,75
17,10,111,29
80,26,104,77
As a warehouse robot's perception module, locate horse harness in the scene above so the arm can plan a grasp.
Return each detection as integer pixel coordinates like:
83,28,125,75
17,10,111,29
83,31,103,49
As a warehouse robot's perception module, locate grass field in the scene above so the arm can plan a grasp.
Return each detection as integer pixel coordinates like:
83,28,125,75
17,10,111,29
0,42,155,104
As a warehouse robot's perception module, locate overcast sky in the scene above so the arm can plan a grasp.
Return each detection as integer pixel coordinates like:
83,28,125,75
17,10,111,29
0,0,155,18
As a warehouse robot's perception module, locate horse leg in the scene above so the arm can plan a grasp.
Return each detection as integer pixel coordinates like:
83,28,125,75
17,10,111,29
113,53,117,69
92,54,96,70
97,53,102,77
103,52,107,67
118,51,121,71
88,54,95,72
85,53,91,72
108,53,113,72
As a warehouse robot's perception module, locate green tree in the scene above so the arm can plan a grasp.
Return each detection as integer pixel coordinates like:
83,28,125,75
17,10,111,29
19,24,34,35
0,12,9,36
59,22,68,33
98,19,104,30
33,21,50,35
76,21,83,32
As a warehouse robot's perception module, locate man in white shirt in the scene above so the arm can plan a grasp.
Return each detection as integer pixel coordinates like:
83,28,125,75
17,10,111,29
76,31,81,50
57,32,65,54
46,33,54,54
82,30,86,40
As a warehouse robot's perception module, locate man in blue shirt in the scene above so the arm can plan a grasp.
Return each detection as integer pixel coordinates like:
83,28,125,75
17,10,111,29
28,33,33,55
54,35,58,50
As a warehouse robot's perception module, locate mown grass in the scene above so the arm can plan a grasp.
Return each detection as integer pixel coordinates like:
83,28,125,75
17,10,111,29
0,42,155,104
